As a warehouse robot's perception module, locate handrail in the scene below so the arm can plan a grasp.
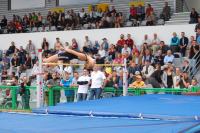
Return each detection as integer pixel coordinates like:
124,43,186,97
190,50,200,77
0,86,200,109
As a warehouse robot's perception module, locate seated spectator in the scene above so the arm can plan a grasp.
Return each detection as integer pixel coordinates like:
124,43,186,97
160,2,171,21
0,15,7,28
71,38,78,50
189,8,199,24
132,51,142,65
146,11,156,26
83,36,93,53
129,75,146,88
2,53,10,69
31,61,40,78
105,70,119,89
57,16,66,31
189,78,198,88
173,67,182,88
146,4,154,17
140,42,149,56
18,46,27,71
189,40,199,59
195,17,200,35
6,41,16,56
95,54,105,64
170,32,179,53
137,4,145,21
151,33,160,54
101,38,109,51
98,45,106,58
25,54,32,69
77,69,90,101
131,45,139,56
128,61,141,76
26,40,36,64
164,50,174,64
142,49,154,65
41,38,49,50
179,32,189,57
121,44,131,56
79,8,87,25
113,53,123,64
108,44,116,61
154,50,164,65
11,54,20,76
141,60,154,79
114,12,123,28
142,34,151,46
179,71,190,88
126,34,134,49
158,41,169,55
182,60,191,72
129,5,137,21
197,28,200,45
116,34,126,52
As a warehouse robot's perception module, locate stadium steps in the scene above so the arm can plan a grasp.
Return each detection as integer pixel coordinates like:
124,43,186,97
165,12,190,25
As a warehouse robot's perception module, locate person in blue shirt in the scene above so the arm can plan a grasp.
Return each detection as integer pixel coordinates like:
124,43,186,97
60,71,73,102
170,32,179,53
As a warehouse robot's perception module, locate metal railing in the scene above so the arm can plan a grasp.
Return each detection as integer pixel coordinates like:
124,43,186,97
189,50,200,78
0,85,199,110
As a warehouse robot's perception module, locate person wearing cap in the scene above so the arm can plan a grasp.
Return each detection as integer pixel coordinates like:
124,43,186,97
129,75,145,88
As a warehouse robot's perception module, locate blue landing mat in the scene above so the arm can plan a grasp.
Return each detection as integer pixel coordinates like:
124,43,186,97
33,95,200,119
0,113,199,133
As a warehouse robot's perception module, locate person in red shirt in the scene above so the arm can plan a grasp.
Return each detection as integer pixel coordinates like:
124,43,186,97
146,4,154,16
125,34,134,49
129,5,137,20
116,34,126,52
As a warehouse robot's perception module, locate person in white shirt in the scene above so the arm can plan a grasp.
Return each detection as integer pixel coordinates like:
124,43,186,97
164,50,174,64
88,65,106,100
151,33,160,54
121,44,131,55
98,45,106,58
173,67,181,88
31,61,40,77
141,60,154,79
77,69,90,101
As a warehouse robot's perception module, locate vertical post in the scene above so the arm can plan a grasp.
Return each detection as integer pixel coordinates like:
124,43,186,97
11,87,17,109
36,49,44,108
123,58,128,96
174,0,177,13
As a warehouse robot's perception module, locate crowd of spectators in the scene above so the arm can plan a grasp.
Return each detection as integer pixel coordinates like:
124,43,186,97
0,25,200,107
0,2,172,34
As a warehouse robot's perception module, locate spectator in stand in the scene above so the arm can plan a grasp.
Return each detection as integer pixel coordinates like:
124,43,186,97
140,42,149,56
146,4,154,17
79,8,87,26
173,67,181,88
89,65,106,100
113,53,123,64
164,50,174,64
148,64,162,88
160,2,171,21
137,4,145,21
162,65,174,88
31,61,40,78
58,16,66,31
41,37,49,50
116,34,126,52
121,44,131,56
95,54,105,64
189,78,198,88
2,53,10,69
108,44,116,61
98,45,106,58
105,71,119,89
25,54,32,69
77,69,90,101
46,73,60,105
0,15,7,28
189,40,199,59
197,28,200,44
71,38,78,50
18,46,27,71
142,49,154,65
6,41,16,56
179,32,189,57
71,71,79,87
182,60,190,73
83,36,93,53
142,34,151,45
126,34,134,49
131,45,139,56
146,11,156,26
101,38,109,52
195,17,200,36
26,40,36,63
154,50,164,65
11,54,20,76
128,61,141,76
129,75,145,88
151,33,160,54
129,5,137,21
179,71,190,88
189,8,199,24
60,71,73,102
37,12,43,28
141,60,154,80
114,12,123,28
158,41,169,55
132,51,142,65
170,32,179,53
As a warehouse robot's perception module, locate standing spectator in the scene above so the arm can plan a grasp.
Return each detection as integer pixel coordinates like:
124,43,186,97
146,4,154,17
26,40,36,63
46,73,61,105
162,65,174,88
126,34,134,49
71,71,79,87
148,64,162,88
89,65,106,100
170,32,179,53
160,2,171,21
189,8,199,24
179,32,189,57
164,50,174,64
19,76,31,109
60,71,73,102
77,69,90,101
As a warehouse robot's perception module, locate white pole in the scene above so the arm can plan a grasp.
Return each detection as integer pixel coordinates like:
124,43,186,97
123,58,128,96
36,49,44,108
